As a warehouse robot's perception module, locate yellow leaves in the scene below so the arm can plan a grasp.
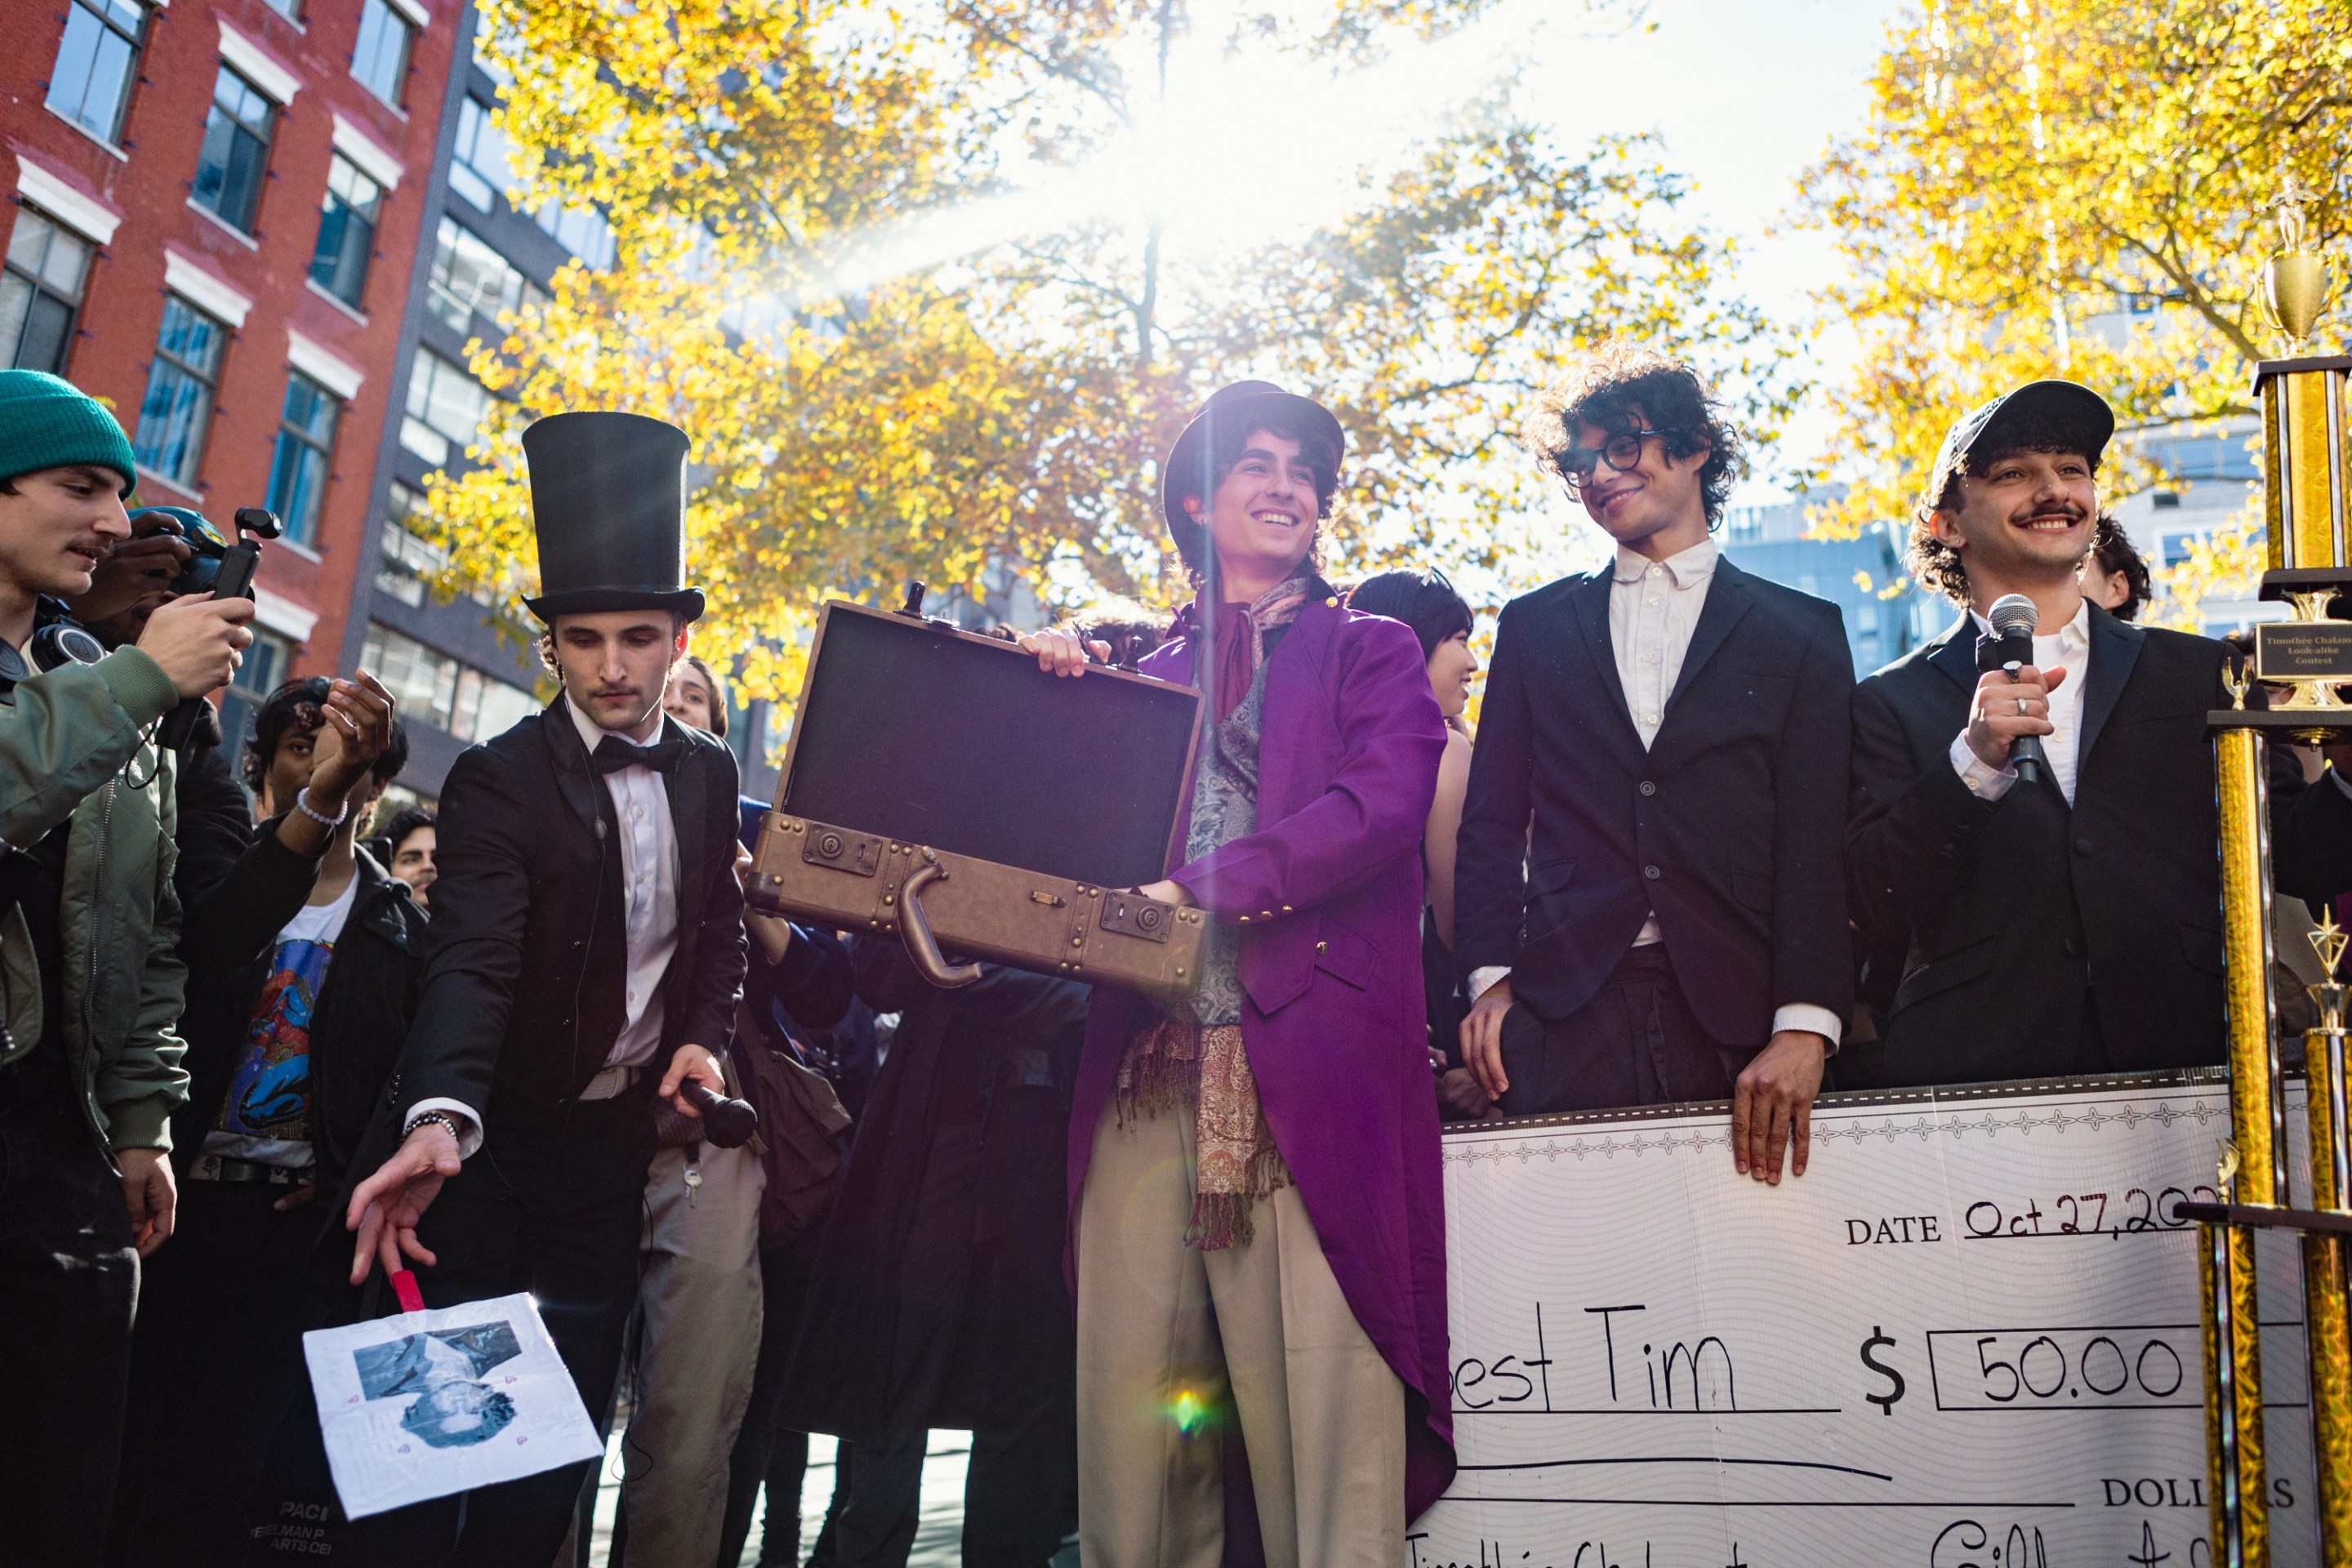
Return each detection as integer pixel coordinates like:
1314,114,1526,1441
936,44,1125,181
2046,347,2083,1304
1799,0,2352,631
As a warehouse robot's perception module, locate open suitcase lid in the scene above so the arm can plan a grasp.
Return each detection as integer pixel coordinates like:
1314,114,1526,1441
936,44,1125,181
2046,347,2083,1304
776,600,1202,889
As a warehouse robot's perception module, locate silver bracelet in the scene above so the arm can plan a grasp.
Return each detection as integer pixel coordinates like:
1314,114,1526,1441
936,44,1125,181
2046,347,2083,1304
294,786,350,827
404,1111,461,1143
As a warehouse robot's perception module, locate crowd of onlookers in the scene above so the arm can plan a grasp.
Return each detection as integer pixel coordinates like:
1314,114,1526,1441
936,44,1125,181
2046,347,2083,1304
9,336,2343,1568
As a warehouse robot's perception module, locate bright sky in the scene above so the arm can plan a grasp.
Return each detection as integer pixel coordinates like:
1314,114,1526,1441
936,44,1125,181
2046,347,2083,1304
1508,0,1905,503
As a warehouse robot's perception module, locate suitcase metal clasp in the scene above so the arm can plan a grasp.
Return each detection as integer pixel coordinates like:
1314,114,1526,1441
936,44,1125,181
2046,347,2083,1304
802,823,882,878
1099,891,1176,944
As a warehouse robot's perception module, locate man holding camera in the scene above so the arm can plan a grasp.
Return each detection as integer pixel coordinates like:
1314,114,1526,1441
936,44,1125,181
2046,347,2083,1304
0,370,255,1565
341,412,746,1563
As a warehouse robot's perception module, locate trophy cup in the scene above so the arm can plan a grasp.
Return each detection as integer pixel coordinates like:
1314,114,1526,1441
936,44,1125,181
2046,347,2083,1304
2184,177,2352,1568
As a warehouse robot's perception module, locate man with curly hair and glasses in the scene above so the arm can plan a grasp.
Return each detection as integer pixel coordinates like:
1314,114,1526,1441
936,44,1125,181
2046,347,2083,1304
1455,345,1855,1184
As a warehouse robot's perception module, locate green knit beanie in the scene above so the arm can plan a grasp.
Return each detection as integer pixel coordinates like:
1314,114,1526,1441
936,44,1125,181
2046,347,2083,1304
0,370,136,496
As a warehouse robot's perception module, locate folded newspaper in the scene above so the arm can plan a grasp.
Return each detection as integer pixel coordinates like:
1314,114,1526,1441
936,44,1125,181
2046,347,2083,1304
302,1289,603,1518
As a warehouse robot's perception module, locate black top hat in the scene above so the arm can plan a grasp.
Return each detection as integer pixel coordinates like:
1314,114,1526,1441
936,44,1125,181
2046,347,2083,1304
520,411,706,622
1160,381,1345,571
1918,379,2114,519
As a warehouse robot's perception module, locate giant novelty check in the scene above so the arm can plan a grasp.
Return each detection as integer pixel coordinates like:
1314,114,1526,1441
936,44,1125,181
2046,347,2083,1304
1423,1071,2324,1568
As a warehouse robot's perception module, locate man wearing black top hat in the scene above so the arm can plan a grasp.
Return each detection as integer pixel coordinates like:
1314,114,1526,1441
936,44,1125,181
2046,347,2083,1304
340,411,746,1561
1844,380,2263,1087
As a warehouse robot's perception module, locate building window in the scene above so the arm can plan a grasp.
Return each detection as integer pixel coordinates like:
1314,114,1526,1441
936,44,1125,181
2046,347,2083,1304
193,68,276,234
131,295,226,488
361,623,537,741
219,629,292,769
530,199,617,270
350,0,414,108
400,350,489,466
47,0,146,146
265,372,340,546
425,216,540,333
263,0,302,19
376,481,438,606
309,155,384,309
446,99,511,212
0,208,96,376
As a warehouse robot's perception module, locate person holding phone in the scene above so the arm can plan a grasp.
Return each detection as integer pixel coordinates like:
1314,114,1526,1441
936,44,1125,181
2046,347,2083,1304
0,369,255,1567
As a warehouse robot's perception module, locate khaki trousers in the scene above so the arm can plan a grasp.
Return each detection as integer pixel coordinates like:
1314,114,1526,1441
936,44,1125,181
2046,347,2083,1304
618,1140,765,1566
1076,1097,1405,1568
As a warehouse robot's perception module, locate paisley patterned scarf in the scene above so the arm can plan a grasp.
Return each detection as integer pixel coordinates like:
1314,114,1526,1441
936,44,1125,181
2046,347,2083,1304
1118,572,1316,1250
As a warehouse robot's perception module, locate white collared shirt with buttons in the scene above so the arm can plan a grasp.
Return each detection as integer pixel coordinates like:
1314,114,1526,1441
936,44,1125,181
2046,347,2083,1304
1948,599,2091,805
1469,537,1842,1049
405,698,684,1155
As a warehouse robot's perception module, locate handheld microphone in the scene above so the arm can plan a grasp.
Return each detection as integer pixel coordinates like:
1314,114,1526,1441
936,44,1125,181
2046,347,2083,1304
1978,593,2046,785
679,1080,760,1148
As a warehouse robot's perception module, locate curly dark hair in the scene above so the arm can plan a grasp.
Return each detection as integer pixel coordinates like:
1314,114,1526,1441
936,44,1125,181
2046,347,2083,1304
243,677,409,794
1521,343,1744,524
1907,412,2107,605
2087,512,2151,621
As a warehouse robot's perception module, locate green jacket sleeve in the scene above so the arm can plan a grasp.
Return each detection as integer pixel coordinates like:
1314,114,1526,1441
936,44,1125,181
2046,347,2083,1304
0,648,178,848
96,747,191,1152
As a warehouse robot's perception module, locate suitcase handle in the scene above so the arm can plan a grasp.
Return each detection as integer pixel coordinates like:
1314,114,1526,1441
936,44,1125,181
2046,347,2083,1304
898,860,983,989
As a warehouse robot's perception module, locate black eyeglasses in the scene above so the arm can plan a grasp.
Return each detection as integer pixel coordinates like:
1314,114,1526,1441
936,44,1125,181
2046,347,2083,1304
1555,430,1667,493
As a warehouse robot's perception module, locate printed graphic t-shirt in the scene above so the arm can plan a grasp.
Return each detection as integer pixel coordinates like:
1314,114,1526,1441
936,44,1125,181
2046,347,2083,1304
203,875,359,1167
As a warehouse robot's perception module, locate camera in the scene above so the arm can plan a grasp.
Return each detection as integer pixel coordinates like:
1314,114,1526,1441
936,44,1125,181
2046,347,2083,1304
125,505,283,598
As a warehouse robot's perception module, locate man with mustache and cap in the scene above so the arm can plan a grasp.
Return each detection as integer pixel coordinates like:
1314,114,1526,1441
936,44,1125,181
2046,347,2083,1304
338,411,746,1561
1843,380,2270,1086
1021,381,1454,1566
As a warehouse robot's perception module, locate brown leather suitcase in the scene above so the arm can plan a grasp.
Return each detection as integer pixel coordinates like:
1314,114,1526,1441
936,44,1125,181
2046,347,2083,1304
747,597,1206,1002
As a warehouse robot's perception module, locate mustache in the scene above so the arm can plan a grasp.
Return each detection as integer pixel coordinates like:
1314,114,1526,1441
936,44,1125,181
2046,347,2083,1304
2012,503,2088,524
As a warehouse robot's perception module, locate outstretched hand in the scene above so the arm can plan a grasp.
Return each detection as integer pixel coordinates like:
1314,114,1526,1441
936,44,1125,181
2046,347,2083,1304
345,1120,461,1285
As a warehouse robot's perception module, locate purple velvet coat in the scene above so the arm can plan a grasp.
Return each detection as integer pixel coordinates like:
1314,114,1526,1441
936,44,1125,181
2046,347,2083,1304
1065,595,1459,1518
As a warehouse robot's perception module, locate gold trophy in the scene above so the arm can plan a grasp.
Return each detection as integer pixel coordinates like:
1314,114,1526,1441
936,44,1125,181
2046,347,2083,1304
2188,178,2352,1568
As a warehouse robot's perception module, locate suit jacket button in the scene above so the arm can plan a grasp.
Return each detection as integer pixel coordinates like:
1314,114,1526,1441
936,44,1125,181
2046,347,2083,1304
1316,941,1329,954
2064,936,2082,957
2074,838,2094,857
1639,781,1656,796
1643,864,1660,880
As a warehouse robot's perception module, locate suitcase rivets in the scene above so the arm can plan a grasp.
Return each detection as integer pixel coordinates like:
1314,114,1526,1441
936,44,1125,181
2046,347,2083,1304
1237,915,1250,924
1069,937,1083,949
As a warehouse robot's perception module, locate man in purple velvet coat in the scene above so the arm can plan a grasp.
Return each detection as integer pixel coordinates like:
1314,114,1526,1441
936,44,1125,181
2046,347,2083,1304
1022,381,1454,1565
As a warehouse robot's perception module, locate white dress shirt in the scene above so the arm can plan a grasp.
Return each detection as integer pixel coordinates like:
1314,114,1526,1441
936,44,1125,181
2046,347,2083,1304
1471,537,1842,1049
1948,599,2091,806
406,699,683,1155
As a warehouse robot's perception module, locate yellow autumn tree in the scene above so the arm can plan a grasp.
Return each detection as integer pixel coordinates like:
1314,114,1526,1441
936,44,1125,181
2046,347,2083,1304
1798,0,2351,621
414,0,1791,705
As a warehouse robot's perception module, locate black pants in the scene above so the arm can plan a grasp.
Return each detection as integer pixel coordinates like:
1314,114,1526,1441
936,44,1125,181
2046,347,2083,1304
0,1062,138,1568
333,1096,655,1567
830,1406,1074,1568
1498,944,1749,1116
108,1178,328,1566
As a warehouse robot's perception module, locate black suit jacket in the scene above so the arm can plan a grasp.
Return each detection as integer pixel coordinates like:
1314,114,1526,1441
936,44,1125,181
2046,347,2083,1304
1454,558,1855,1047
381,695,747,1135
1845,604,2245,1087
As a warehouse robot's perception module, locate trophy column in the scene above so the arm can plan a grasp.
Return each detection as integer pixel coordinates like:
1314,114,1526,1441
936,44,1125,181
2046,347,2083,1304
2182,180,2352,1568
2306,915,2352,1566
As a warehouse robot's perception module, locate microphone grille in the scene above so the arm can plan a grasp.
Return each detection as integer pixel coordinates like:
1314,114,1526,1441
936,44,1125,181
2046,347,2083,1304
1987,594,2039,638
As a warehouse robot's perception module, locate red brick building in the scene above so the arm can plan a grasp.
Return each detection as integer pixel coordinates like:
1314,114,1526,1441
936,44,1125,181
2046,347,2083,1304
2,0,459,733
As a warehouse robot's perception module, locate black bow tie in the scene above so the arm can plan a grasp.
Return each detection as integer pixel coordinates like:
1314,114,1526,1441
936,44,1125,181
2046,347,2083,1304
591,734,688,775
